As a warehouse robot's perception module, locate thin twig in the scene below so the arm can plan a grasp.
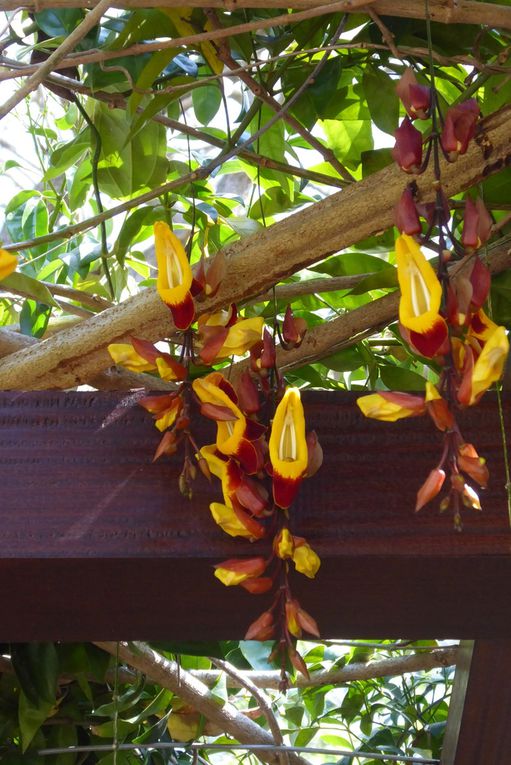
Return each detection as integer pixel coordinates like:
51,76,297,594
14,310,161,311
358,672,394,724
0,0,112,120
205,8,354,183
212,659,289,765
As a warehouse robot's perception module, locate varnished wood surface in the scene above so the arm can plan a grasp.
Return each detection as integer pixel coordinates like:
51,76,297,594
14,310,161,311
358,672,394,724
441,640,511,765
1,390,510,640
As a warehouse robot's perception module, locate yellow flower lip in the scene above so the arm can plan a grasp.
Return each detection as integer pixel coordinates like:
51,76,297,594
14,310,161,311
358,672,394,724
269,387,308,508
154,221,195,329
396,234,442,333
269,388,308,480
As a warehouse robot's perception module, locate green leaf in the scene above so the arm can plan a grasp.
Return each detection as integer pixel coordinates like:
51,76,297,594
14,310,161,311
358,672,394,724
19,300,52,338
192,85,222,125
311,251,390,276
11,644,59,706
2,272,59,308
18,690,55,752
91,103,168,199
348,266,398,294
129,48,180,113
34,9,84,36
363,67,399,134
380,364,426,391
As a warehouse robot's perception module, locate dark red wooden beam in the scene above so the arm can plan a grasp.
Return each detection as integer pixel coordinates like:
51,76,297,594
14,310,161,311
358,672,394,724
441,640,511,764
1,390,510,640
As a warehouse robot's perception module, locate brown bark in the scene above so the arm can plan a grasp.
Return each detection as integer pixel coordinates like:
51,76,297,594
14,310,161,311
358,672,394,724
1,105,511,390
4,0,511,32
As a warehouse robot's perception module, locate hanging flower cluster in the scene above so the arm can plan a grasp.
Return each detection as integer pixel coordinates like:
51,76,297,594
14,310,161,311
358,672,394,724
108,221,322,682
358,68,509,528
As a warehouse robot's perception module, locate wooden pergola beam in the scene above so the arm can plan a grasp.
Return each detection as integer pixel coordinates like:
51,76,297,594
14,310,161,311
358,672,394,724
5,0,511,31
1,389,510,641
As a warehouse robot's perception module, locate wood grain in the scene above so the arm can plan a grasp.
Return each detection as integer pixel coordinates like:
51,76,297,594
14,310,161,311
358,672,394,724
1,390,510,640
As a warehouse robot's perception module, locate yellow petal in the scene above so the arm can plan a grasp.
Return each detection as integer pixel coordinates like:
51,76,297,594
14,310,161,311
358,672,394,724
154,221,192,307
269,387,308,481
425,382,441,401
0,249,17,281
193,375,246,456
293,543,321,578
108,343,156,373
216,317,264,358
210,502,256,539
396,235,442,333
357,392,424,422
469,326,509,405
275,528,294,559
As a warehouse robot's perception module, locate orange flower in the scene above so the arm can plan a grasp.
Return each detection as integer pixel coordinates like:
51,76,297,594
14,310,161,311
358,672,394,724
154,221,195,330
468,325,509,405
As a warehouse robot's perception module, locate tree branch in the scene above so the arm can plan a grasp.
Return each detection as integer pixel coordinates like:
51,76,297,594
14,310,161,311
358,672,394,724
1,104,510,390
93,641,311,765
0,0,112,120
0,0,374,79
4,0,511,31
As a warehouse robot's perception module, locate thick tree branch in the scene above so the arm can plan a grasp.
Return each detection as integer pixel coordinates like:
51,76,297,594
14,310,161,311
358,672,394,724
0,646,457,689
93,641,311,765
4,0,511,31
1,104,511,390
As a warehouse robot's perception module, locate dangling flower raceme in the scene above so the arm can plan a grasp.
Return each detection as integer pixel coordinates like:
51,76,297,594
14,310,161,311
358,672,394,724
154,220,195,330
357,391,425,422
269,387,308,509
193,372,264,473
396,234,448,357
0,249,17,281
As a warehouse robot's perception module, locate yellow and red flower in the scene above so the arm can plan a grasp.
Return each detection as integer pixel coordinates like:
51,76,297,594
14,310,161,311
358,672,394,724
139,393,182,432
193,373,264,473
198,307,264,364
154,220,195,330
0,249,17,281
214,556,267,586
269,387,308,509
210,501,265,541
396,234,448,357
467,325,509,405
357,391,425,422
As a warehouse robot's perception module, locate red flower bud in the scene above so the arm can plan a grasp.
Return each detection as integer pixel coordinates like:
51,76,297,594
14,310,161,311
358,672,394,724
468,256,491,312
440,99,480,161
237,371,260,414
416,468,446,512
395,67,431,120
462,197,493,251
392,117,423,173
245,610,274,640
305,430,323,477
395,186,421,234
282,305,307,348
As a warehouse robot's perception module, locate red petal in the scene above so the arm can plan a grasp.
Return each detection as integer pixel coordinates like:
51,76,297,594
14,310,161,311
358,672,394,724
170,292,195,330
409,318,448,358
240,577,274,594
236,438,261,475
200,402,239,421
130,336,160,364
199,327,229,364
469,257,491,311
273,474,302,509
